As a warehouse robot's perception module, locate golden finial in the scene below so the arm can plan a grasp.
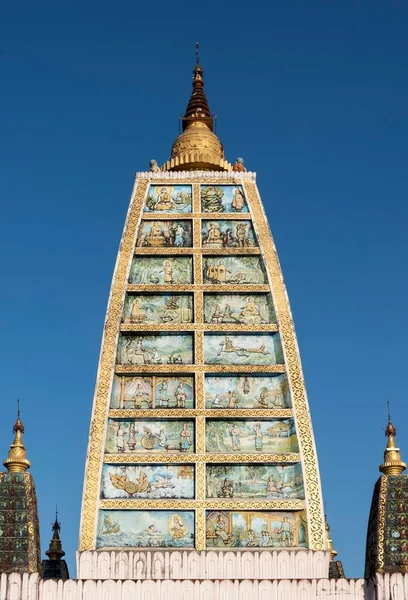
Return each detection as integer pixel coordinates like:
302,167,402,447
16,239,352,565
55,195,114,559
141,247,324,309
45,509,66,560
325,515,338,561
379,403,406,476
3,400,31,473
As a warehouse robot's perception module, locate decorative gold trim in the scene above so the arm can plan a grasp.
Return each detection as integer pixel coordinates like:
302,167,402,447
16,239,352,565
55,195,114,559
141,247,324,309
243,181,325,551
100,499,305,510
24,473,41,573
377,474,387,572
127,285,271,292
196,508,205,551
116,364,286,374
120,323,278,332
79,178,149,550
103,453,300,464
134,247,261,256
109,409,293,418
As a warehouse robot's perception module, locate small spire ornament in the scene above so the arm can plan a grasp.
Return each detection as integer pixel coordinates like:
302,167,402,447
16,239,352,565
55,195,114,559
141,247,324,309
45,510,66,561
379,403,406,476
325,516,338,561
3,400,31,472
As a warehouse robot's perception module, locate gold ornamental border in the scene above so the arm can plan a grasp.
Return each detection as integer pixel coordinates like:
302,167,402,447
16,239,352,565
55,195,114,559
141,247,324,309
100,499,305,510
24,474,41,573
134,247,261,256
127,285,271,292
115,364,286,374
103,452,300,464
79,178,149,550
377,474,387,572
142,212,251,220
120,323,278,333
243,181,326,551
109,409,293,418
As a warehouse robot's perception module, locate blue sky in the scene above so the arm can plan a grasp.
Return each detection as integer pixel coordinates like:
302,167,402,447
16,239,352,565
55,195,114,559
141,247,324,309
1,0,408,578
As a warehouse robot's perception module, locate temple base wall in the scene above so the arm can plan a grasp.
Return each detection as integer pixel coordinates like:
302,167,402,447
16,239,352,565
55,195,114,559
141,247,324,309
76,550,330,580
3,572,407,600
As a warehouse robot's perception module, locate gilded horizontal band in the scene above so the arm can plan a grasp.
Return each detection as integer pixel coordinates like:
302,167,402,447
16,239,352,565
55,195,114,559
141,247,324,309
120,323,278,333
134,248,261,256
100,499,305,510
115,364,286,374
141,213,251,220
109,409,293,418
127,285,271,293
103,453,300,464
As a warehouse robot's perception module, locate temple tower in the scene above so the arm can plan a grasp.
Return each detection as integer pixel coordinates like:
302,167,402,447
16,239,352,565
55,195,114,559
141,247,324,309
78,58,327,576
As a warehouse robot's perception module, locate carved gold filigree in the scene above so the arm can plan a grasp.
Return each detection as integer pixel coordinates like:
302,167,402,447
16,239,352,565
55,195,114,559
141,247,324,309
103,453,300,464
24,473,41,573
109,409,293,418
116,364,286,374
243,181,326,551
134,247,261,255
100,499,305,510
127,285,270,292
120,323,278,332
377,474,387,572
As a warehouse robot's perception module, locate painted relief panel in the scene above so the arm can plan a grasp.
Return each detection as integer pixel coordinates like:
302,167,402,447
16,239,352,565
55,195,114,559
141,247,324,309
204,333,283,366
205,419,298,454
205,510,307,548
382,476,408,571
105,419,195,454
206,464,304,500
123,294,193,324
144,185,192,213
118,334,194,365
137,220,192,248
200,185,248,213
96,510,195,549
110,375,194,409
130,256,193,285
204,374,291,409
202,220,257,248
204,293,275,324
203,255,267,284
102,464,195,499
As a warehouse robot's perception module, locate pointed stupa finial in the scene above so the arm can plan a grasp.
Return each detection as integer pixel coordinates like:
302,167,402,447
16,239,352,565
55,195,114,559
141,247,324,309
325,515,338,561
379,403,406,475
45,508,66,560
3,400,31,472
164,45,231,172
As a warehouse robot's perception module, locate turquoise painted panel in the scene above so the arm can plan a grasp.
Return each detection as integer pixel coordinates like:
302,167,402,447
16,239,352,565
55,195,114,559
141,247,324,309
123,294,193,324
144,185,192,213
200,185,248,213
105,419,195,454
102,464,195,499
130,256,193,284
204,293,275,324
206,464,304,500
202,255,267,284
204,333,283,366
201,220,257,248
204,374,291,409
110,375,194,409
118,334,194,365
96,510,195,548
137,220,192,247
205,419,298,454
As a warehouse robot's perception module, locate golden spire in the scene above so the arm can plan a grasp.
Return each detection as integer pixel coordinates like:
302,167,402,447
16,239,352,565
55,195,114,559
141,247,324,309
45,511,66,561
325,516,338,561
162,44,232,172
379,409,406,475
3,401,31,473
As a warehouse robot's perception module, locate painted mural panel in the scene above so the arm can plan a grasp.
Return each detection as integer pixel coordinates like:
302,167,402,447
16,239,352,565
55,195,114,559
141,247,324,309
110,375,194,409
200,185,248,213
205,510,307,548
206,464,304,500
102,464,195,499
205,419,298,454
202,220,257,248
204,374,291,409
144,185,192,213
105,419,195,454
118,334,194,365
203,333,283,366
130,256,193,285
204,293,275,325
203,255,267,284
123,294,193,324
136,220,192,247
96,510,195,548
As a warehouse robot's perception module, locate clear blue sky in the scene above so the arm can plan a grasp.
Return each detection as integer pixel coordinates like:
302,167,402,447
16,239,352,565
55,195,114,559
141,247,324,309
1,0,408,579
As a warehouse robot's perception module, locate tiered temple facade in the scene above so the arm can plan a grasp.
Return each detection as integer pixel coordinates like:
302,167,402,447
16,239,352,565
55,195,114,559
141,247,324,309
2,59,408,599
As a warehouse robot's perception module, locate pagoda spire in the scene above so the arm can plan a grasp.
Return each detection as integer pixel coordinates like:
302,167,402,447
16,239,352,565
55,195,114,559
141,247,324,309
3,400,31,473
325,516,338,561
46,510,66,560
41,510,70,579
379,410,406,475
163,45,231,172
